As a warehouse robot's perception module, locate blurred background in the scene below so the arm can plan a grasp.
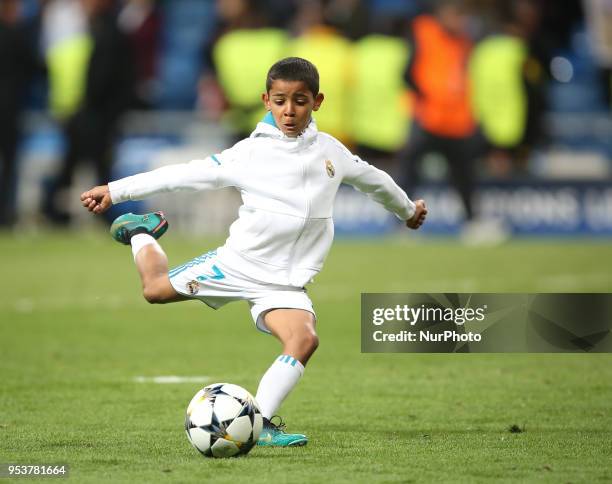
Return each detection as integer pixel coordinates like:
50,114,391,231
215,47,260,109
1,0,611,241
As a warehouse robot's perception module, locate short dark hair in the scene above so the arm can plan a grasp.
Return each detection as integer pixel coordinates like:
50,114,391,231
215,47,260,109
266,57,319,96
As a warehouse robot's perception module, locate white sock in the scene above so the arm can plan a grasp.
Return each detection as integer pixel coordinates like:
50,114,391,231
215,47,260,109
255,355,305,420
130,233,156,260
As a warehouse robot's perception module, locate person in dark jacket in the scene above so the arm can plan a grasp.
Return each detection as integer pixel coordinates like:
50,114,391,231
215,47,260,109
0,0,41,227
44,0,134,225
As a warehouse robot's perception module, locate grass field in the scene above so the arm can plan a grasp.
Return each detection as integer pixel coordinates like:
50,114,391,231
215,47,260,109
1,232,611,483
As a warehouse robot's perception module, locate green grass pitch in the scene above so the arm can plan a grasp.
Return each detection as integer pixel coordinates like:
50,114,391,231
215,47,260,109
1,233,611,483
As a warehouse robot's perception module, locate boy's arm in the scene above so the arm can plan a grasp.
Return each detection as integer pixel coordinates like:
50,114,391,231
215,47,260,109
341,152,427,229
80,155,233,214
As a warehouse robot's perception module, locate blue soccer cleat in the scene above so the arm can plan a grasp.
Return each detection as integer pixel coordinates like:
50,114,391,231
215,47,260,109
257,416,308,447
110,211,169,245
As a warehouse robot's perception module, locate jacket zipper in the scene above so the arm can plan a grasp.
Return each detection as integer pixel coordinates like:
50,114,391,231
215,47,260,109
286,151,310,284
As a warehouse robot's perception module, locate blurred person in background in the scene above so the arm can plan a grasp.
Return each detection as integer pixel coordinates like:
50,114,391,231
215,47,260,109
0,0,41,227
43,0,134,225
287,0,354,143
264,0,297,29
399,0,507,242
41,0,88,119
198,0,287,142
350,16,410,166
321,0,369,40
118,0,161,109
470,0,547,176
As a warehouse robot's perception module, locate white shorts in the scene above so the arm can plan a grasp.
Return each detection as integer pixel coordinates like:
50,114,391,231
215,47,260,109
168,250,315,334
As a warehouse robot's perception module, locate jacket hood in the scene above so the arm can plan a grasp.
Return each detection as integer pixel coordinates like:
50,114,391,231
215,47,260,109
250,112,319,146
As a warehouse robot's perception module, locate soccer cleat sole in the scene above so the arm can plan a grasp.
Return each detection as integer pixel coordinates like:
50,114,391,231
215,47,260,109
287,438,308,447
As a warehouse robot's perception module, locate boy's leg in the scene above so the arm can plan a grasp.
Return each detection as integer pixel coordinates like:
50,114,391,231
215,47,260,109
131,233,186,304
255,309,317,446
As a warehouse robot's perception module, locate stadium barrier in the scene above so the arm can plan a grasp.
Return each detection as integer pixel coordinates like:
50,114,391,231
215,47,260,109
334,182,612,236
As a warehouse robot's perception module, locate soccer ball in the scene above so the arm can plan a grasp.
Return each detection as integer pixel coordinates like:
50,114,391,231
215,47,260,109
185,383,263,458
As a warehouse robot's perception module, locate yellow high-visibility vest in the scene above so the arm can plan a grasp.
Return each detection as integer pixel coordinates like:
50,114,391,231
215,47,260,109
470,35,528,147
351,35,410,151
46,34,93,119
213,28,288,132
287,28,353,143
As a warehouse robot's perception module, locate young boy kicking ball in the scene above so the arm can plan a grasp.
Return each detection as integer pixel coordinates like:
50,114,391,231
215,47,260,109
81,57,427,447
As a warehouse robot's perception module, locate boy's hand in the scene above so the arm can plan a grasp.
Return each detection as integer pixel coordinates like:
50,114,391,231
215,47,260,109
406,199,427,229
80,185,112,214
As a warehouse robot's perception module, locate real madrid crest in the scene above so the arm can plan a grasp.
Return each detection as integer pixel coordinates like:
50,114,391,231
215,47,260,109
325,159,335,178
186,280,200,295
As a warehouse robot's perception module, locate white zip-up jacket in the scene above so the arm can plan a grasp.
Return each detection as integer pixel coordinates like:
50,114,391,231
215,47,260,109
109,115,416,287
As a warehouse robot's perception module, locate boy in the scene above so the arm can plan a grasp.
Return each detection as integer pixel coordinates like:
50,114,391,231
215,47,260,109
80,57,427,447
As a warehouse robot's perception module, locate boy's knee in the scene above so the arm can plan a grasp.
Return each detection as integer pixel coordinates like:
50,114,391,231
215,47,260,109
294,331,318,365
297,330,319,355
307,332,319,352
142,281,171,304
141,274,181,304
143,287,164,304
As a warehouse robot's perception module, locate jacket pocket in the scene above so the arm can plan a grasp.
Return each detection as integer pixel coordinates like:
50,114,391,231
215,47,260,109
226,206,304,267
